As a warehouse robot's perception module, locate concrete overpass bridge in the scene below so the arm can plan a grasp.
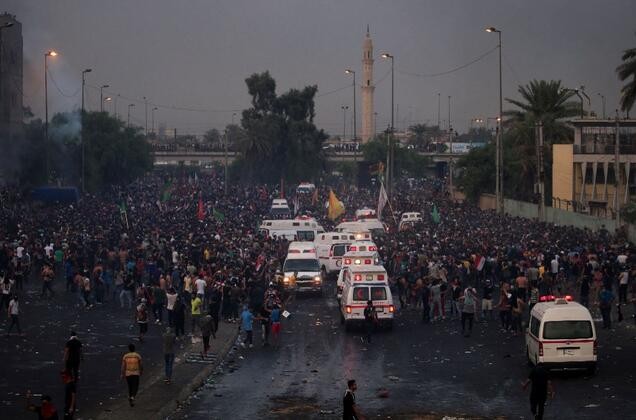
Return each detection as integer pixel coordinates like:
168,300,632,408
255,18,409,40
153,149,458,166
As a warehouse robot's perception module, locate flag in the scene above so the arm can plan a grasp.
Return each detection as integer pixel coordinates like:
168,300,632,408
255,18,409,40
328,189,345,221
197,195,205,221
311,188,319,206
213,208,225,221
293,195,300,215
119,201,129,230
431,204,441,224
161,180,173,202
369,162,385,176
377,183,388,219
475,255,486,271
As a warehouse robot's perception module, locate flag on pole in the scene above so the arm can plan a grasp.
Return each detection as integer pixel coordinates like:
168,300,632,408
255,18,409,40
431,204,441,224
377,183,388,219
328,189,345,221
119,201,129,230
161,180,174,202
197,195,205,221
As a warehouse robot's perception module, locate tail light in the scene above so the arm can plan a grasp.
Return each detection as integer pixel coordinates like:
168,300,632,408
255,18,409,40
354,274,362,281
346,305,352,314
539,342,544,357
349,246,357,251
388,305,394,313
344,259,352,265
593,340,597,356
377,274,385,281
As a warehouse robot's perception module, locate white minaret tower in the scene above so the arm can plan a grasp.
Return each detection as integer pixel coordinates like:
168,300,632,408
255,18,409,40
361,26,375,143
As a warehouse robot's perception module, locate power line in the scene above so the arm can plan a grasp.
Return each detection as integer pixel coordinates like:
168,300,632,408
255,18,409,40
397,45,498,78
46,69,80,98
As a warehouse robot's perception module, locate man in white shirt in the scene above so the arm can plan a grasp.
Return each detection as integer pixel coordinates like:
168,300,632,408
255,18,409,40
7,295,21,335
195,277,207,300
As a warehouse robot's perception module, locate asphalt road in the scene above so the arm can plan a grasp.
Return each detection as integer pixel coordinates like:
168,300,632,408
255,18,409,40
181,281,636,420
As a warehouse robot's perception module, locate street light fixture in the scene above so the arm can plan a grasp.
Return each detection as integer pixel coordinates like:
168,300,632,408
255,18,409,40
381,52,395,196
44,50,58,182
99,84,110,112
486,26,503,213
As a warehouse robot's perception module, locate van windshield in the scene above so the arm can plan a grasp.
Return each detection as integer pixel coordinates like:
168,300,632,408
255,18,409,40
296,231,315,241
283,258,320,272
543,320,593,339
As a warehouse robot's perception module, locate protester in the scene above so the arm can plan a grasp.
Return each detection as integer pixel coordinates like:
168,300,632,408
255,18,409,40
26,391,59,420
162,327,176,384
522,364,554,420
120,344,143,407
63,332,82,382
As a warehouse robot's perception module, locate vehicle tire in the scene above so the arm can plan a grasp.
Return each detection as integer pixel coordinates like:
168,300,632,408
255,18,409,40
526,348,534,367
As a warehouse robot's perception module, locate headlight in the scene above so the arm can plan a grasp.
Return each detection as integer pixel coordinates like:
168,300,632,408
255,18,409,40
283,277,290,283
314,276,321,282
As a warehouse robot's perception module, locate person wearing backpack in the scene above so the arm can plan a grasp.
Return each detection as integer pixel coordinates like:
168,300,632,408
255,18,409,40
460,287,478,337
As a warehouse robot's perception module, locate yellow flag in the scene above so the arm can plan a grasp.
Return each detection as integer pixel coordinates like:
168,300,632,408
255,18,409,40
328,189,345,221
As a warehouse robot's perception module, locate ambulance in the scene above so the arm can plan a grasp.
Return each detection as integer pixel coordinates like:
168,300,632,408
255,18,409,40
282,247,322,294
398,212,423,231
314,232,357,276
336,247,382,300
335,219,386,236
339,265,394,330
259,219,324,241
526,296,597,373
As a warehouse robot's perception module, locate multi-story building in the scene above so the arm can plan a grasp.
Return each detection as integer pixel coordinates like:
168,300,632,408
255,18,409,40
0,12,22,145
552,118,636,217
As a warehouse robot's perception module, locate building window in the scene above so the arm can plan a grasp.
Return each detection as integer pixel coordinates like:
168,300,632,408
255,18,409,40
584,166,594,183
607,166,616,185
595,167,604,184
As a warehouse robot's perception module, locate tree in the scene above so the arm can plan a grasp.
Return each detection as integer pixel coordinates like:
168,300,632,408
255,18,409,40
203,129,221,147
362,136,430,179
407,124,442,150
234,72,327,183
617,41,636,117
457,79,579,203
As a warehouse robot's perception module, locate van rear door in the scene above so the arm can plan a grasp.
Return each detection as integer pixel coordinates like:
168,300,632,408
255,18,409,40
541,320,595,362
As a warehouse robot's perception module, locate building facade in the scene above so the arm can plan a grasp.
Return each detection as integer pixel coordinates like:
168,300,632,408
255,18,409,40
552,118,636,217
360,27,375,143
0,12,22,146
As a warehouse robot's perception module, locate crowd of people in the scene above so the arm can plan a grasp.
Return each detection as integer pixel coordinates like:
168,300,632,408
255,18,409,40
1,171,635,418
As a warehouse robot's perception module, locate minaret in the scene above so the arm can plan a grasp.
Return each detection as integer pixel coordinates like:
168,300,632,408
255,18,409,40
361,26,375,143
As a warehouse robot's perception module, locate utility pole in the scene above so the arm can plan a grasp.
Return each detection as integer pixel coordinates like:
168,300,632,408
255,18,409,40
437,93,441,128
615,111,621,226
144,97,148,136
81,68,92,193
597,93,606,119
535,120,545,221
449,127,454,200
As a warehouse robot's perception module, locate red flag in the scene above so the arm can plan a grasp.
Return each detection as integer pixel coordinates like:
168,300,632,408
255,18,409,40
197,195,205,221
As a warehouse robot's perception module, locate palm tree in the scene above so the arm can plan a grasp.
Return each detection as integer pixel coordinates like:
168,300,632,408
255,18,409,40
617,44,636,117
503,79,580,201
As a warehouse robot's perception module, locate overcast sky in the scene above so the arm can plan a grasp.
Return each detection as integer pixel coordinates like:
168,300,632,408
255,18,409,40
5,0,636,136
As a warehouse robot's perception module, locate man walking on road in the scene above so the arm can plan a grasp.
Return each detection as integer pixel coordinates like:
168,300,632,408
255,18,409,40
200,313,214,358
63,332,82,382
363,300,377,344
121,344,143,407
460,286,478,337
343,379,361,420
240,305,254,348
522,364,554,420
163,327,176,384
7,295,21,336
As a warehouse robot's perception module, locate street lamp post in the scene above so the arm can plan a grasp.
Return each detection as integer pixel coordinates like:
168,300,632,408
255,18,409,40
345,69,357,161
44,50,58,182
341,105,349,141
486,26,503,213
143,97,148,136
81,68,92,193
114,94,120,119
151,107,158,135
381,52,394,196
99,84,109,112
598,93,606,119
103,97,112,114
127,104,135,127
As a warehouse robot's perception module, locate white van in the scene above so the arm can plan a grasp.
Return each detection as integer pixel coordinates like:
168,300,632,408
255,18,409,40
259,219,324,241
526,296,597,373
355,208,377,219
336,250,382,300
340,265,394,330
282,252,322,294
399,212,423,231
335,219,386,236
314,232,356,275
296,183,316,194
287,241,317,255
